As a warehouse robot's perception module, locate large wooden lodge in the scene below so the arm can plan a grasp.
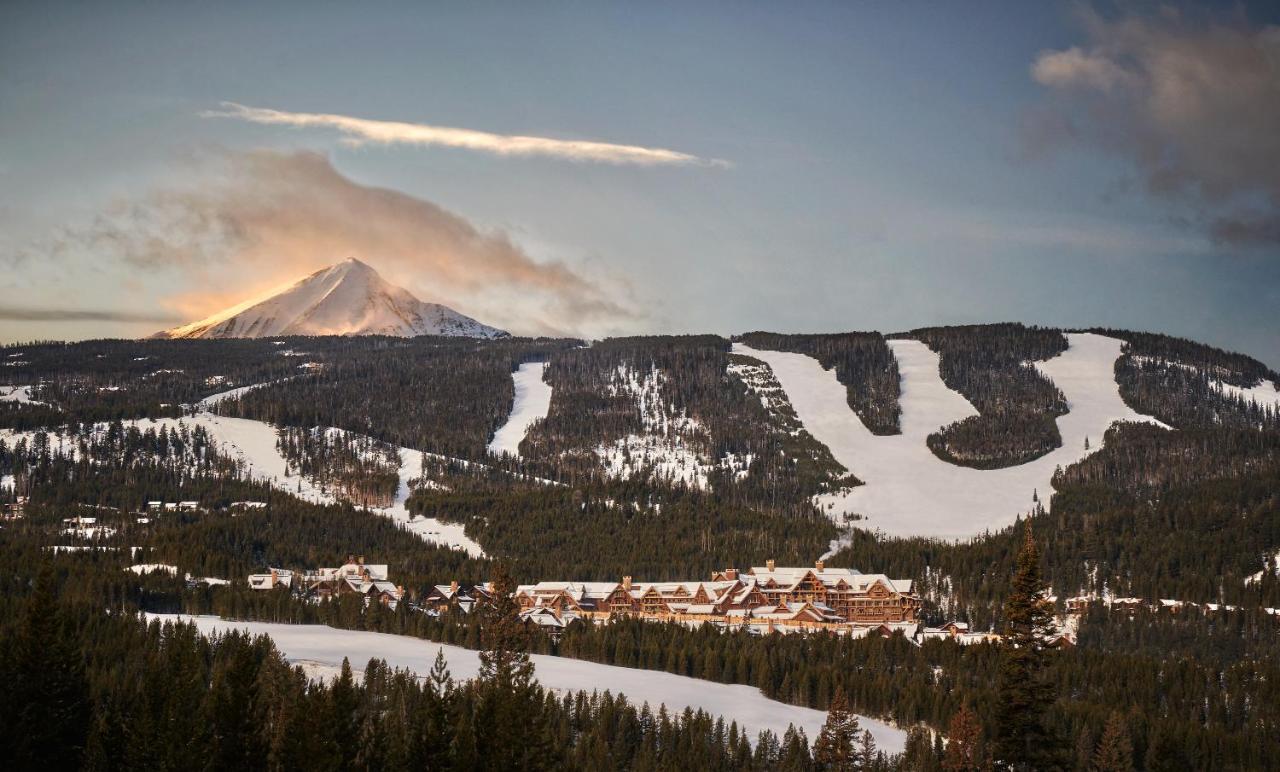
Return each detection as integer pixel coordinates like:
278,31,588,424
505,560,920,634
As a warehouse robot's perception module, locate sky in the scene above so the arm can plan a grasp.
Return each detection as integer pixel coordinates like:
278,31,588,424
2,1,1278,367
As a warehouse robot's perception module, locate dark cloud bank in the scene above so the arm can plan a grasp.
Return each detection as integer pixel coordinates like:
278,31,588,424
1027,6,1280,247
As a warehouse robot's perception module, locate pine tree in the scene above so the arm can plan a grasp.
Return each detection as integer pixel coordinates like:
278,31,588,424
0,569,90,769
993,525,1064,771
858,729,878,771
473,563,554,771
814,688,860,771
1091,712,1134,772
942,704,989,772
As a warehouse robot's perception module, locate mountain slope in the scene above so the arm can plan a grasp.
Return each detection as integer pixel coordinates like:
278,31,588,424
156,258,508,339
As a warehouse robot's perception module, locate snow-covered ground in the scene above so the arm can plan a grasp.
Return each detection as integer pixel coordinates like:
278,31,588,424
735,333,1167,539
0,385,43,404
1215,378,1280,410
127,563,178,575
153,615,906,752
156,414,485,557
487,362,552,458
1,403,486,557
1132,356,1280,412
198,380,278,409
381,445,484,557
593,364,752,489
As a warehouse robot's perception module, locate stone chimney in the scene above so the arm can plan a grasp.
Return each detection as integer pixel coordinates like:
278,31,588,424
622,575,632,590
766,559,776,572
815,559,825,572
450,580,459,594
396,585,404,599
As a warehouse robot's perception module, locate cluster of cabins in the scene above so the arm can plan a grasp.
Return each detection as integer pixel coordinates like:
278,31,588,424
249,555,405,610
428,560,927,637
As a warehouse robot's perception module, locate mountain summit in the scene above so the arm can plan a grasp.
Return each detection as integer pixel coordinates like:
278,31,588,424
155,258,508,339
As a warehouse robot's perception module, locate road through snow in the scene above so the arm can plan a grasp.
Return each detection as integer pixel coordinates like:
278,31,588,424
736,333,1167,539
154,615,907,753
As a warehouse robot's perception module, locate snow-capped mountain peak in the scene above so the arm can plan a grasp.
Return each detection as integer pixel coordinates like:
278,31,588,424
155,258,508,339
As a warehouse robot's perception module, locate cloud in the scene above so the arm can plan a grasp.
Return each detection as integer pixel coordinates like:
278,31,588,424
203,102,729,168
1026,7,1280,246
0,307,184,323
56,149,639,337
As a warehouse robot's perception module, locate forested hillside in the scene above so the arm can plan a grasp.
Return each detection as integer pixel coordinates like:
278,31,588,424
909,323,1068,468
1101,329,1280,431
218,336,575,460
735,331,901,435
521,335,849,514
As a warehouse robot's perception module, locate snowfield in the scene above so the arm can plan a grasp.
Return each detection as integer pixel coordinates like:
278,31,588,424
153,615,906,753
487,361,552,458
0,385,42,404
0,402,486,557
735,333,1167,539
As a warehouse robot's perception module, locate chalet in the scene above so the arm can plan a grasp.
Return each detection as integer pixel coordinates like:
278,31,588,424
424,581,494,614
300,556,404,609
61,516,117,540
504,558,920,634
248,568,294,590
916,621,999,646
518,606,582,639
735,560,920,624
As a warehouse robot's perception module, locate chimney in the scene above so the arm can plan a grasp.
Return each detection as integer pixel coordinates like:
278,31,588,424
815,560,825,572
725,568,739,581
622,575,632,590
397,585,404,599
450,580,459,594
766,559,776,572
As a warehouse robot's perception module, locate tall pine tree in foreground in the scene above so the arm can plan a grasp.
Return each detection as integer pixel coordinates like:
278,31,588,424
471,563,555,771
814,687,860,771
994,525,1064,771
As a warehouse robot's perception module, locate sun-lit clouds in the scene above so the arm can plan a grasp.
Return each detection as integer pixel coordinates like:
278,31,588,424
1026,7,1280,246
51,149,640,337
202,102,730,168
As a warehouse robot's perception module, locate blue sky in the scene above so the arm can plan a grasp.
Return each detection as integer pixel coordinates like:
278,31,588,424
2,1,1278,367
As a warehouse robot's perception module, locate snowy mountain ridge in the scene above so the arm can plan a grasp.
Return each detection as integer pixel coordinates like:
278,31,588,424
155,257,508,340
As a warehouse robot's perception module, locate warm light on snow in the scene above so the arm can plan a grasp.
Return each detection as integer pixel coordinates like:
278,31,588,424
157,257,506,339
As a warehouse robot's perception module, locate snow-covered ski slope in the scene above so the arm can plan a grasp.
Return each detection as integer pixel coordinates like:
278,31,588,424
157,615,907,752
487,361,552,458
0,387,487,557
735,333,1167,539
